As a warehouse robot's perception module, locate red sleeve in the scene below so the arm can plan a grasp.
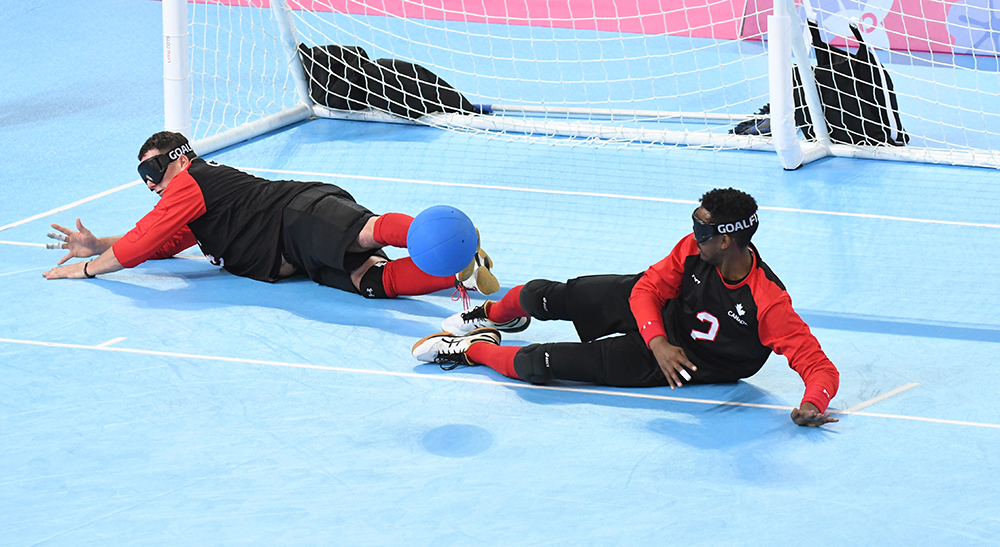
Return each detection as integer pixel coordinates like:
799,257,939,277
754,286,840,413
629,235,698,347
148,226,198,259
112,170,207,268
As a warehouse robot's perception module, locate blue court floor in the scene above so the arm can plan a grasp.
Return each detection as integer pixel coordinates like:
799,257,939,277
2,1,1000,546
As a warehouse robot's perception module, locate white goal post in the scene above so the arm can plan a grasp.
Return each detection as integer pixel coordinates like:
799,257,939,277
164,0,1000,170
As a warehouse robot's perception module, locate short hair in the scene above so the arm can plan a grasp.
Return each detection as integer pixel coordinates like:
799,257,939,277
138,131,190,161
700,188,758,246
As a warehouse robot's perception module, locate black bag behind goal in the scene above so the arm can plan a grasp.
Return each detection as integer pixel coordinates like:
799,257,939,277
298,44,480,120
793,20,908,146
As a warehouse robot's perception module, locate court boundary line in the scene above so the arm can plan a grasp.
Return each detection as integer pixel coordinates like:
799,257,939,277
844,382,920,413
1,336,997,429
0,240,46,247
241,167,1000,229
0,180,143,233
95,337,127,348
1,170,997,233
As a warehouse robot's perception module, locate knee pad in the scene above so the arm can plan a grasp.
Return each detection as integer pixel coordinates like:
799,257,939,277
519,279,569,321
358,261,389,299
512,344,555,385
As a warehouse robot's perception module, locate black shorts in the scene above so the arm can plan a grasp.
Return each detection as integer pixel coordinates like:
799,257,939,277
280,184,387,293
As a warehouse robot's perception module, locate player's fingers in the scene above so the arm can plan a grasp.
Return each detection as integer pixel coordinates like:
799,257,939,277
52,224,73,236
657,360,679,389
678,366,692,382
818,413,839,424
674,347,697,372
56,253,72,265
667,363,685,388
46,232,68,242
76,218,94,236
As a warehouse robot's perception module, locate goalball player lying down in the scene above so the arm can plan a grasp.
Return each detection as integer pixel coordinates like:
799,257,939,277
43,131,497,301
413,188,840,427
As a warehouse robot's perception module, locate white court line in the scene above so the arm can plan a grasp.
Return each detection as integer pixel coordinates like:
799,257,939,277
1,336,997,429
1,169,995,232
843,382,921,414
0,240,46,247
0,267,47,278
94,337,127,348
241,167,1000,230
0,180,143,233
0,239,205,262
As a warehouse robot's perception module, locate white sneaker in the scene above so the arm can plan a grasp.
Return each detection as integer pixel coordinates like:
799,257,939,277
411,327,501,370
442,301,531,335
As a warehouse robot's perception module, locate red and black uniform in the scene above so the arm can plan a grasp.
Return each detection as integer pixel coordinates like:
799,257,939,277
508,234,839,413
112,158,376,287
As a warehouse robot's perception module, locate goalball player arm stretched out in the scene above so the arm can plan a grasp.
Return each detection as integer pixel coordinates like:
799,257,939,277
43,218,197,279
44,149,205,280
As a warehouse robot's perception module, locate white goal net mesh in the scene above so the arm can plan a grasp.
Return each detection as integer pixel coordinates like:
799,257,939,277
186,0,1000,167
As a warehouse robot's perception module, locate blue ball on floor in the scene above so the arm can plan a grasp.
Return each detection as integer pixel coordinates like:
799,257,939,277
406,205,478,277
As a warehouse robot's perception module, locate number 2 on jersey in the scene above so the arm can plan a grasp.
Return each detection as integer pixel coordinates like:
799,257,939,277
690,311,719,341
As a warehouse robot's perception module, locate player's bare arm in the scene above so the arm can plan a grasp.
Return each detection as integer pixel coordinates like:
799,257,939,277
648,335,696,389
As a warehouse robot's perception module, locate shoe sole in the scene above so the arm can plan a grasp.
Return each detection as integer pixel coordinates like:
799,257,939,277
494,316,530,333
474,249,500,295
411,327,501,362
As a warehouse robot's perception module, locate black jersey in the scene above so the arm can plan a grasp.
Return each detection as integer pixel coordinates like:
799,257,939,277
629,235,838,411
112,159,317,281
185,159,318,280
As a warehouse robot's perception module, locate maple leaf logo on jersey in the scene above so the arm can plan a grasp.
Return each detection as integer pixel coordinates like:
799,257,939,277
735,303,746,316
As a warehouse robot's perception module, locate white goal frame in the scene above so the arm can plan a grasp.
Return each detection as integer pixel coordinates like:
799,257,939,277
162,0,1000,170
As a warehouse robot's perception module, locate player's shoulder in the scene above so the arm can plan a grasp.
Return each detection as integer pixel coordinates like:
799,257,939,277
749,244,787,293
187,157,231,176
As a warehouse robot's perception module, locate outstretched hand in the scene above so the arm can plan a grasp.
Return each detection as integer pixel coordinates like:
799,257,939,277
43,260,90,280
48,219,101,265
790,402,839,427
649,336,697,389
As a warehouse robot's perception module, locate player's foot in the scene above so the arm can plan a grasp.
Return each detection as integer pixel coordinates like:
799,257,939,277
411,327,501,370
455,229,499,295
441,301,531,335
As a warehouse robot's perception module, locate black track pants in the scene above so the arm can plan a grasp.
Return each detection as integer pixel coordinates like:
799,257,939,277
512,274,667,387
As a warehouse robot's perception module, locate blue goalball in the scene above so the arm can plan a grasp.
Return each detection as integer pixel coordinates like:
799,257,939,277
406,205,478,277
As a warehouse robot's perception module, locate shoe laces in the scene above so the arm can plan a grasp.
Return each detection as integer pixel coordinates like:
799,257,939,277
460,305,488,324
434,351,469,371
451,283,472,310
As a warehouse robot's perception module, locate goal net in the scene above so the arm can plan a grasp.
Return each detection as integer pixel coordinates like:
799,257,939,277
172,0,1000,169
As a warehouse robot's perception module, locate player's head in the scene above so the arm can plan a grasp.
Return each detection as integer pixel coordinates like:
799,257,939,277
693,188,759,248
137,131,197,196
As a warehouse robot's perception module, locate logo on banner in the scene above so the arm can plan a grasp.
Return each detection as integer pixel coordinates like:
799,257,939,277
806,0,893,50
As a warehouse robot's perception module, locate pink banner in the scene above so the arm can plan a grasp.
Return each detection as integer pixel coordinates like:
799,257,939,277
201,0,746,38
742,0,961,53
290,0,745,39
196,0,989,54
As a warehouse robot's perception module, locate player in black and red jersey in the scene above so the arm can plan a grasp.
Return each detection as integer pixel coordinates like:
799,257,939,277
42,131,497,300
412,188,839,426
